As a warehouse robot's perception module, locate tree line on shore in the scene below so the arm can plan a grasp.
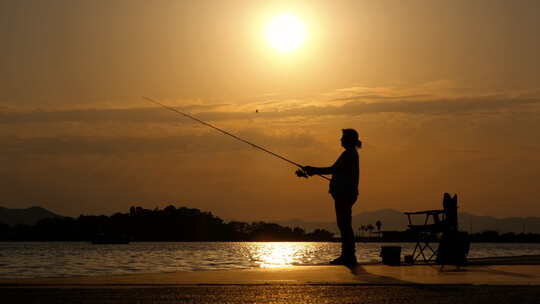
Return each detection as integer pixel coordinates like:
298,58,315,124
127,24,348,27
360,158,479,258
0,205,335,242
1,205,539,242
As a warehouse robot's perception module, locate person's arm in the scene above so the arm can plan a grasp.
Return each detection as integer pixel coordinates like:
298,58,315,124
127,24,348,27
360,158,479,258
304,150,353,176
300,151,348,177
303,165,334,176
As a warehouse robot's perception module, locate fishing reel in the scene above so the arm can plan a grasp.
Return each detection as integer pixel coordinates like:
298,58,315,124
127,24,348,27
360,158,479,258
295,169,309,178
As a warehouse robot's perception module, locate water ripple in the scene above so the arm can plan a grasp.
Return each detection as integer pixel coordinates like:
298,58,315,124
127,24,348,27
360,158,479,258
1,242,539,279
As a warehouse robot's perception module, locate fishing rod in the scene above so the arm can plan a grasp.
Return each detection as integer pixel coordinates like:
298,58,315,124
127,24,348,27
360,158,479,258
143,96,330,181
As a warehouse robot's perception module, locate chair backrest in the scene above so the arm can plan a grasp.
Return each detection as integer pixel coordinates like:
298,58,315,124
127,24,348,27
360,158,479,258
443,193,458,231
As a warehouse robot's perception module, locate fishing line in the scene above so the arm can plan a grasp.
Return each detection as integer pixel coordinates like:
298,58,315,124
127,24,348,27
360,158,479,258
143,96,330,181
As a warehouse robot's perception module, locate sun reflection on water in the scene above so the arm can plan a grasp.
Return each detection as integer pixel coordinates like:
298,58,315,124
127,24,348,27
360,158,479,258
249,242,311,268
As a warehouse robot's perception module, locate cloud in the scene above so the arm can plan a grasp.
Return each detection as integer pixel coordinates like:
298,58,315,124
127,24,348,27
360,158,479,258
0,129,320,157
2,90,539,126
0,102,232,124
244,95,540,119
333,96,540,115
332,94,431,101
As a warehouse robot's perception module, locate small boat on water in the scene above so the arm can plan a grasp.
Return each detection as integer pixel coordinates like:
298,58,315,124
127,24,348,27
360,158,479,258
91,233,130,244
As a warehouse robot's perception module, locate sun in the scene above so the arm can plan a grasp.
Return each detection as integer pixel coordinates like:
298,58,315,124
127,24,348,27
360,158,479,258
265,13,306,53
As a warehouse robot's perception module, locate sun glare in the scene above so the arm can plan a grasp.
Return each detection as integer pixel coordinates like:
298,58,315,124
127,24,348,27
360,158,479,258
266,13,306,53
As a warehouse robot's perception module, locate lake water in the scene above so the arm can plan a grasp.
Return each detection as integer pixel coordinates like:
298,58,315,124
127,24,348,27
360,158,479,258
1,242,540,279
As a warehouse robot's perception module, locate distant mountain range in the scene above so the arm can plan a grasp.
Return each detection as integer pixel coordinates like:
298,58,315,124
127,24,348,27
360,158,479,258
2,206,540,234
277,209,540,234
0,206,62,226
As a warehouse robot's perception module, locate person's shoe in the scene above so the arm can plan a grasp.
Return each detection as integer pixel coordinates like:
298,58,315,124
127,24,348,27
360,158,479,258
329,255,357,265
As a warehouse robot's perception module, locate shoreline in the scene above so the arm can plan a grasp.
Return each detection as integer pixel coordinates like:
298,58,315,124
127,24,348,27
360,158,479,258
3,258,540,303
2,263,540,287
2,254,540,293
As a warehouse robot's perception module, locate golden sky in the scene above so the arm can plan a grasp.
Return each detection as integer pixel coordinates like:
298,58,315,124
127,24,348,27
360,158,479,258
1,0,540,221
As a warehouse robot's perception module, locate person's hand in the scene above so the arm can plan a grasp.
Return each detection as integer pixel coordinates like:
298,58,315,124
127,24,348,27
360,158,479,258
295,169,309,178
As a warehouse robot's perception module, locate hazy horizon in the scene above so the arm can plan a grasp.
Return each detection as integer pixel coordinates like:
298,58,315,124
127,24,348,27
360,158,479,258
1,0,539,221
3,202,540,224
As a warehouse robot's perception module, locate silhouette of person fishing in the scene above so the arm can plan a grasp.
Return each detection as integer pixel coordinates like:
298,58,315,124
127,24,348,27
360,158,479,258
297,129,361,265
146,98,359,264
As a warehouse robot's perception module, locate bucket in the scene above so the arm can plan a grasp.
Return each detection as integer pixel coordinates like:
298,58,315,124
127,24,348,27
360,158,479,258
380,246,401,265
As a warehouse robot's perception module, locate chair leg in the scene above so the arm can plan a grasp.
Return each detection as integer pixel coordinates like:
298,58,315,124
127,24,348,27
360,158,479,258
425,243,438,262
411,242,421,263
418,243,428,262
412,241,438,264
412,242,424,263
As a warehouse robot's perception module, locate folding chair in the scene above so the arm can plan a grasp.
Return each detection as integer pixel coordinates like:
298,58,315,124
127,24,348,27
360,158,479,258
404,193,458,264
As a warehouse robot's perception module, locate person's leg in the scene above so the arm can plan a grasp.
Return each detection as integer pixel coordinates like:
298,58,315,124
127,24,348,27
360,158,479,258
333,195,357,263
